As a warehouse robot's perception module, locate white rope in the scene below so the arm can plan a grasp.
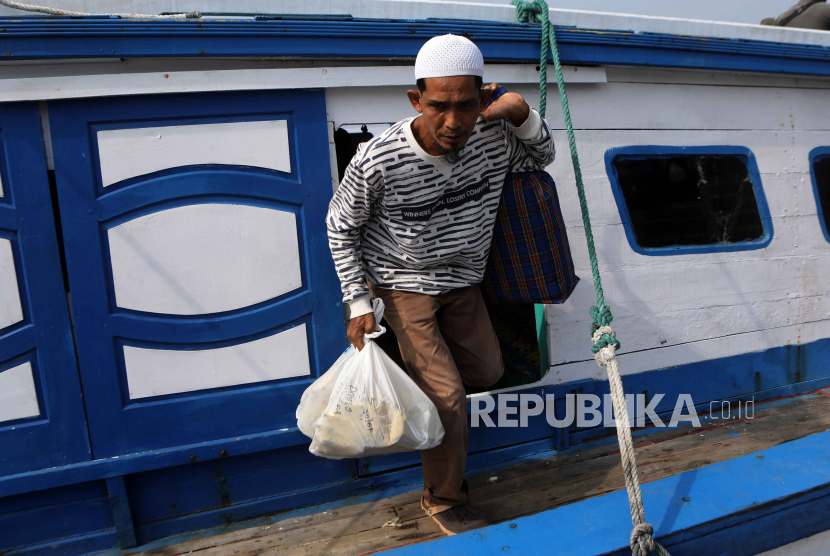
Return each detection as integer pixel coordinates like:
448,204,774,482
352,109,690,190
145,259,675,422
593,326,667,556
0,0,201,18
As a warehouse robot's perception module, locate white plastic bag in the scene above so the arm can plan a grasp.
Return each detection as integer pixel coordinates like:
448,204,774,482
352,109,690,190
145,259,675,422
296,299,445,460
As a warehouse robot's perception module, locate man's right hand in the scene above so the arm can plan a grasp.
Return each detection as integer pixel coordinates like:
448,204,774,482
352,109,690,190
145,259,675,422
348,312,377,351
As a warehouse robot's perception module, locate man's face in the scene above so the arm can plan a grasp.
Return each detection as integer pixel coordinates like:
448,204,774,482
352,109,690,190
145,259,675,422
408,76,487,153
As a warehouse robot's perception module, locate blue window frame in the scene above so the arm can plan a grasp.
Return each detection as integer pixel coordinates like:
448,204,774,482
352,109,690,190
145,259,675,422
605,146,773,256
809,147,830,244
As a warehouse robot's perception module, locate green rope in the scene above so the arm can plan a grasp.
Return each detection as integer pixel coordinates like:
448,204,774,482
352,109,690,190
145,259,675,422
511,5,673,556
512,0,619,354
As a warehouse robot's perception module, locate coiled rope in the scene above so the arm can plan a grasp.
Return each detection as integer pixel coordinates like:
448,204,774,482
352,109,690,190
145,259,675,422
0,0,201,19
511,1,670,555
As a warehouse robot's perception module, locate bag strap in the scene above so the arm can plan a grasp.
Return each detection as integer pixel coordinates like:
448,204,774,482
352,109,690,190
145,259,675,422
426,504,454,516
485,86,509,108
777,0,824,26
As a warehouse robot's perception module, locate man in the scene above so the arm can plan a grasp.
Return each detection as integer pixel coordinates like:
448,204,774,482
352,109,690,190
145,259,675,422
326,35,555,535
775,0,830,30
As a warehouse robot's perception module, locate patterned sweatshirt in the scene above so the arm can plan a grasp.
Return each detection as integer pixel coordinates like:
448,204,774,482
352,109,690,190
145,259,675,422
326,109,555,317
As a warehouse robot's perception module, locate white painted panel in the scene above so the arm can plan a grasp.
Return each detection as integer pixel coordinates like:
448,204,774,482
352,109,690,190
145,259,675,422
108,203,302,315
326,82,830,132
534,128,830,379
542,319,830,386
124,324,310,399
0,362,40,423
97,119,290,187
0,64,605,103
546,129,830,231
328,121,339,194
604,66,830,90
549,82,830,131
0,238,23,331
322,86,830,385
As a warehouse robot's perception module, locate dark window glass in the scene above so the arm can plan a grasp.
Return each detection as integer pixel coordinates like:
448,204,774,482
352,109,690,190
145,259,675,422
813,155,830,233
612,154,765,249
333,125,374,182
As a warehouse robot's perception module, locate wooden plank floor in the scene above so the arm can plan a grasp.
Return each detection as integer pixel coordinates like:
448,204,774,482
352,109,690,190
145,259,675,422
131,391,830,556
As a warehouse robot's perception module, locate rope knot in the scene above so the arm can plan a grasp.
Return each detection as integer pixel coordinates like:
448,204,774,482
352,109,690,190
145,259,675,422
630,523,656,556
590,304,614,330
588,303,620,354
591,326,618,366
590,304,620,355
511,0,548,24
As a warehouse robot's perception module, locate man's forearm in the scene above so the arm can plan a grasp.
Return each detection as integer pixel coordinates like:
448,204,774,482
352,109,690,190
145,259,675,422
326,227,372,317
326,155,379,317
506,99,531,128
506,109,556,169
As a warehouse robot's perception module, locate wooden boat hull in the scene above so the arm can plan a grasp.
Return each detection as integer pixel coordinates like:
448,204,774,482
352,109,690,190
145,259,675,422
0,2,828,554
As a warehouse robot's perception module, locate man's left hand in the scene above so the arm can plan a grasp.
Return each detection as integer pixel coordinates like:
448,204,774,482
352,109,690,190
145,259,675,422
480,82,531,128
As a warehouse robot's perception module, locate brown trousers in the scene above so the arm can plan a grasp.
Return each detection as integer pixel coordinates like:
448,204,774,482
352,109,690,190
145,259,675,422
369,284,504,508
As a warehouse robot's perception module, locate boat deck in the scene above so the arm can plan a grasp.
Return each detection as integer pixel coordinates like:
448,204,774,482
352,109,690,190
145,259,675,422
128,390,830,556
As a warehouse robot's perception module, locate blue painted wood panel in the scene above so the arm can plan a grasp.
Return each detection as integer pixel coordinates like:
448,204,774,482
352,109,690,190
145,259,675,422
0,103,91,477
47,91,346,458
0,481,113,553
3,17,830,79
126,443,354,542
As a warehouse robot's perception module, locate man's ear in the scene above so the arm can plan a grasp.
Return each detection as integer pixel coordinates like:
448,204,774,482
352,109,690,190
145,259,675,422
479,87,493,110
407,89,423,113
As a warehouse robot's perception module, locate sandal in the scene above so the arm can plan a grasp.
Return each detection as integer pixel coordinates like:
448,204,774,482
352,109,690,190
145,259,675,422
421,496,488,535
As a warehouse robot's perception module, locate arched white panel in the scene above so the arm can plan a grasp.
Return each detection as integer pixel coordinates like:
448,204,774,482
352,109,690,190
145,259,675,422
107,203,302,315
124,324,310,399
0,238,24,331
0,362,39,423
97,119,291,187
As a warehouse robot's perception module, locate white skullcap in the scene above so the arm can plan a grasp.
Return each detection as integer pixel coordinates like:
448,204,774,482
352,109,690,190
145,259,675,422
414,34,484,81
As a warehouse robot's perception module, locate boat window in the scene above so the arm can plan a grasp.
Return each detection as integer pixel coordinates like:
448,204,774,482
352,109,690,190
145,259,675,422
811,151,830,242
607,148,770,254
